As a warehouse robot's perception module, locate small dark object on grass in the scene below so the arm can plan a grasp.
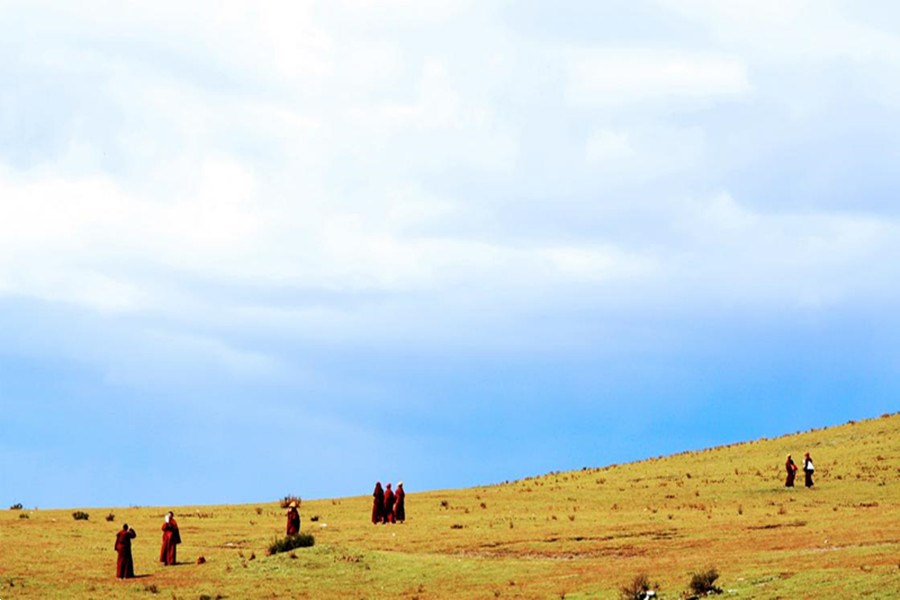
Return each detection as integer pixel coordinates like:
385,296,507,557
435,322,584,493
289,552,297,559
249,552,255,561
309,515,319,522
688,568,722,596
440,500,449,509
450,523,464,529
105,513,115,522
72,511,89,521
9,503,23,510
19,513,29,519
142,583,159,593
267,533,315,555
197,556,206,564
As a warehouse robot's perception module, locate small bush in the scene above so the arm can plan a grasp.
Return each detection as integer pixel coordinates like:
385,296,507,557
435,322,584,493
9,503,23,510
72,511,89,521
450,523,464,529
142,583,158,593
105,513,115,522
267,533,315,555
279,495,302,509
19,513,29,519
255,507,263,515
619,573,659,600
309,515,320,522
689,568,722,596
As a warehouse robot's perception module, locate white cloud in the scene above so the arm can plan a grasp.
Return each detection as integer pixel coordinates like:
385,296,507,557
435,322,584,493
566,49,751,107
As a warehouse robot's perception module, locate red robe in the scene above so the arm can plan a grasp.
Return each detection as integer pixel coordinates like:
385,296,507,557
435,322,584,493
394,485,406,522
372,483,384,524
114,528,136,579
785,458,797,487
383,486,396,524
160,518,181,565
286,507,300,535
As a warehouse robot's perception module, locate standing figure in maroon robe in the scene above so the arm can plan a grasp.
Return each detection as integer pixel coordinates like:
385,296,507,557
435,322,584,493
286,501,301,536
383,483,396,524
394,481,406,523
803,452,814,488
114,523,137,579
372,482,385,524
785,454,798,487
160,511,181,565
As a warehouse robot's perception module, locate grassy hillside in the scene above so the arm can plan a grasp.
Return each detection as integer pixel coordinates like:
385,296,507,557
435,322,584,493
2,413,898,599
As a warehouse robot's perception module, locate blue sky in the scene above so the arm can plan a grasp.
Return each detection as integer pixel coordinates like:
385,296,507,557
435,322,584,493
2,0,899,509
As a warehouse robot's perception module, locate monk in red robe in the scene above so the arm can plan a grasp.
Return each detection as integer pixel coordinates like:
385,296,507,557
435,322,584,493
114,523,136,579
372,482,384,524
785,454,798,487
803,452,814,488
383,483,396,524
394,481,406,523
160,511,181,565
286,501,301,535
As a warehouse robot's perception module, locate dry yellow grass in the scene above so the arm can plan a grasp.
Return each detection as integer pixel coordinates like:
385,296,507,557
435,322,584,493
1,413,898,599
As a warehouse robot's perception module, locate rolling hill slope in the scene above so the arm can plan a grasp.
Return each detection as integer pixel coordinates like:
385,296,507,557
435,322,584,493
2,412,897,599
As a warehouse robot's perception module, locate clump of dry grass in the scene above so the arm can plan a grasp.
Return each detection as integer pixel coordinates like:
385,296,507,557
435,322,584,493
267,533,314,555
279,495,302,509
619,573,658,600
687,567,722,597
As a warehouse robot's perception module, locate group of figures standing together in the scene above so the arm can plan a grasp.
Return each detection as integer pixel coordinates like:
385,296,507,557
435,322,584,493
785,452,815,488
113,511,182,579
371,481,405,524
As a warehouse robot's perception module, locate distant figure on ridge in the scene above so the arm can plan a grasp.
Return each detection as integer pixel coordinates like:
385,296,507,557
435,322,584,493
383,483,396,524
785,454,798,487
803,452,815,488
114,523,136,579
160,511,181,565
394,481,405,523
286,500,301,535
372,482,385,524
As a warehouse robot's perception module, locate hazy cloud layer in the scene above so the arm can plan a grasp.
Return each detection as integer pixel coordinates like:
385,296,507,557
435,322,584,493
2,0,898,507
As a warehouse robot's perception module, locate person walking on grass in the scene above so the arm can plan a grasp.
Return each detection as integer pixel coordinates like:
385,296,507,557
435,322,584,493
160,511,181,565
372,482,385,524
286,500,301,536
114,523,136,579
383,483,396,524
803,452,815,488
785,454,798,487
394,481,406,523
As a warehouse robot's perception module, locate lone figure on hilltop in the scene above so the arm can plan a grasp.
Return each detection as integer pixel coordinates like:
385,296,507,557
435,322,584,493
160,511,181,565
114,523,136,579
286,501,301,535
785,454,798,487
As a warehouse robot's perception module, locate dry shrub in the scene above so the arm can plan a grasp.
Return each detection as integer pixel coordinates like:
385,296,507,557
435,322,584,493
279,495,302,509
688,567,722,596
619,573,658,600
